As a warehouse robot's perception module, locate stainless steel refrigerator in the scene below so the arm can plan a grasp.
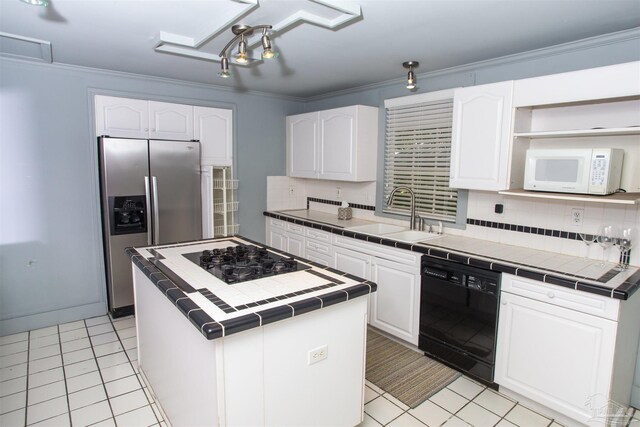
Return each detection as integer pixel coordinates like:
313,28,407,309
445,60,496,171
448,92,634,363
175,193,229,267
98,137,201,317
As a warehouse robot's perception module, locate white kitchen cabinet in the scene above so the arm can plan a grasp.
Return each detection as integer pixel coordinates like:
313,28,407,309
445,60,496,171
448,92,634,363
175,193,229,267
95,95,150,139
333,238,421,345
287,105,378,182
265,218,306,257
449,81,514,191
195,106,233,166
285,223,305,258
148,101,194,141
495,274,640,427
304,228,334,267
266,218,287,252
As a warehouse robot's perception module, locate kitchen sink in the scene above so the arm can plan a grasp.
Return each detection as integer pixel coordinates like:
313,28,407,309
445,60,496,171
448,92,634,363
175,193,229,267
383,230,441,243
344,223,407,235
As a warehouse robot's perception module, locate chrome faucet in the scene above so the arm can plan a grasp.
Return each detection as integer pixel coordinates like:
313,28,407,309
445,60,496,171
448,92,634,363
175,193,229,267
386,186,417,230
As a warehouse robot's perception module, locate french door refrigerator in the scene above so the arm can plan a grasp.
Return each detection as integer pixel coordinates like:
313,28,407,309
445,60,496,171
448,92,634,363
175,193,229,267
98,137,201,317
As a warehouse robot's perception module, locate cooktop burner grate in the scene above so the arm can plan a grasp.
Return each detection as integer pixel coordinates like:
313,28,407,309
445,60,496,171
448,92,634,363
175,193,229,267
183,244,310,284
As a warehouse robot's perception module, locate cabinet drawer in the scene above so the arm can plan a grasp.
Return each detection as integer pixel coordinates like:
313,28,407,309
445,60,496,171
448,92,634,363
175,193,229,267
305,228,331,243
305,239,332,256
268,218,285,230
286,223,305,235
501,274,619,321
333,235,420,267
305,249,333,268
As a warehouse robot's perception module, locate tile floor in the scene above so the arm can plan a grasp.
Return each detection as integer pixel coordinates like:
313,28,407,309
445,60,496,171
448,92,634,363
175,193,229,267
2,315,639,427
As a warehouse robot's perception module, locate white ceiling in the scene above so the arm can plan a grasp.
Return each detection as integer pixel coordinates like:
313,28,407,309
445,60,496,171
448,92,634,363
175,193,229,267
1,0,639,98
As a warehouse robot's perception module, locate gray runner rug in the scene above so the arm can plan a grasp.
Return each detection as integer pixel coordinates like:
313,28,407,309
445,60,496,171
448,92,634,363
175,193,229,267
365,328,462,408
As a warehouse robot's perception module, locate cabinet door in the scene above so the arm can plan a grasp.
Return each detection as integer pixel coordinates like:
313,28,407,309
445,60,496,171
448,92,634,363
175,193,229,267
449,81,514,191
95,95,149,139
149,101,194,141
318,107,356,180
370,257,420,345
287,113,318,178
286,233,305,258
305,250,333,267
268,229,287,252
194,107,232,166
495,291,617,425
333,246,370,280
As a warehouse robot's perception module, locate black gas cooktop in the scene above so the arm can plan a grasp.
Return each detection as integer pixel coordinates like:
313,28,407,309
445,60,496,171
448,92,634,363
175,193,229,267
182,244,310,284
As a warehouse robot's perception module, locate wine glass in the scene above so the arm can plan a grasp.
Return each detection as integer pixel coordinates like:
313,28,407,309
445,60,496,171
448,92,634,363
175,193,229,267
577,232,597,259
616,227,638,270
596,225,615,268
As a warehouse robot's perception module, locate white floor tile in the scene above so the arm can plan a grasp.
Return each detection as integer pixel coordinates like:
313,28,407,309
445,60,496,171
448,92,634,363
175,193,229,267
58,321,85,333
29,327,58,340
101,362,134,383
0,341,29,357
29,335,59,350
364,396,405,425
549,422,566,427
1,376,27,397
472,388,516,417
121,337,137,351
97,352,128,370
28,345,60,362
29,368,64,389
88,324,114,337
0,408,25,426
0,363,27,382
0,351,28,369
109,389,148,416
0,390,26,415
29,355,62,374
382,393,410,411
0,332,28,346
93,341,124,358
66,371,103,394
495,420,517,427
387,412,427,427
90,418,117,427
62,348,94,366
61,338,91,354
115,328,136,340
114,405,157,427
29,412,70,426
126,349,138,362
26,396,68,425
365,380,385,395
70,400,112,427
84,316,111,328
142,387,155,403
447,377,485,400
456,402,501,427
504,404,552,427
441,416,472,427
430,388,469,413
64,359,98,379
90,332,119,347
69,385,107,411
104,375,141,399
28,381,67,406
364,386,379,404
409,400,453,427
59,328,88,344
113,318,135,331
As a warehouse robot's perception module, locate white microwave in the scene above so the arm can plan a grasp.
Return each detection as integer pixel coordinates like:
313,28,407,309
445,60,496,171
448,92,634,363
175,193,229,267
524,148,624,195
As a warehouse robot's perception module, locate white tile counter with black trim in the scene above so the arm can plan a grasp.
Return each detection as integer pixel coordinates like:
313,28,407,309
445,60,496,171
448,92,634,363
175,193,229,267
264,209,640,300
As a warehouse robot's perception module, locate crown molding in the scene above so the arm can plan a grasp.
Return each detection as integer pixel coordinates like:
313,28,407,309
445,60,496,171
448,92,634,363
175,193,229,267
304,27,640,102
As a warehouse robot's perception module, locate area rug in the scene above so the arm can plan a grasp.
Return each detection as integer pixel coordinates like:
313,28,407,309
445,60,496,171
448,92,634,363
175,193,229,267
365,329,461,408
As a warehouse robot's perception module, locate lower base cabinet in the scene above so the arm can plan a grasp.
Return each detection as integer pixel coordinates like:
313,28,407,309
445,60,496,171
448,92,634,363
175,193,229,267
495,274,640,427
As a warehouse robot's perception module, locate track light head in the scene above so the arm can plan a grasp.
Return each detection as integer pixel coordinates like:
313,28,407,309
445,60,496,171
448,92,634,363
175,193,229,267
218,56,232,78
403,61,419,90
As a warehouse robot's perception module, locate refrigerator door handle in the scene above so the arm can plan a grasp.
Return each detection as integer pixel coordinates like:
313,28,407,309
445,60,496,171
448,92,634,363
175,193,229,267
152,176,160,244
144,176,152,245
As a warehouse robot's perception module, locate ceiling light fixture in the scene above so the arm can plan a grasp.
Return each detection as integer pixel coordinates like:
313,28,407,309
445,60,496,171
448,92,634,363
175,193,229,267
403,61,419,90
218,24,278,77
19,0,48,6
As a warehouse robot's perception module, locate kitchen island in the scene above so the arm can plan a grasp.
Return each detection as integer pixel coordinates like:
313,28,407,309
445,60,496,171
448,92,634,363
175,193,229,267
127,236,377,427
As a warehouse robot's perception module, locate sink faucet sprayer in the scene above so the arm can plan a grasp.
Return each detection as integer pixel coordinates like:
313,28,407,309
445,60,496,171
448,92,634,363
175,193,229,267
386,186,417,230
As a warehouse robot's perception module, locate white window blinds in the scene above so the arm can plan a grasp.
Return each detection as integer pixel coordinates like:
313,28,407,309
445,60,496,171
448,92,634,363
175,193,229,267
383,91,458,222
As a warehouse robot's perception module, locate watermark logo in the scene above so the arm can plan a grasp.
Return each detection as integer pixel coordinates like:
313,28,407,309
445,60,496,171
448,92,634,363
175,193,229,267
585,394,634,426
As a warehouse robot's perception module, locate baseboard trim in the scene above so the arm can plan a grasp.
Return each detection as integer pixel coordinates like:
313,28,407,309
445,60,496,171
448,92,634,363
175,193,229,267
631,384,640,409
0,301,107,336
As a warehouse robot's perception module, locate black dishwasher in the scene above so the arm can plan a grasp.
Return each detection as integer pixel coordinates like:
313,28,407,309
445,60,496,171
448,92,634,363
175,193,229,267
419,256,501,385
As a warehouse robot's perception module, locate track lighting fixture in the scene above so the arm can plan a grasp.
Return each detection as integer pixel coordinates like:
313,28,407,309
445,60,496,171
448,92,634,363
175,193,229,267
403,61,419,90
218,24,279,77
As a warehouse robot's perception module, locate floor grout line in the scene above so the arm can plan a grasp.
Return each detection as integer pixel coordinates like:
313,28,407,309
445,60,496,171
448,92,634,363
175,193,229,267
84,318,117,427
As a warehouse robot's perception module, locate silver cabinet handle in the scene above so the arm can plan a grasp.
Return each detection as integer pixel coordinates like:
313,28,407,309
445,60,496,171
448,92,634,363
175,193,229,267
152,176,159,245
502,301,507,305
144,176,152,245
547,292,555,299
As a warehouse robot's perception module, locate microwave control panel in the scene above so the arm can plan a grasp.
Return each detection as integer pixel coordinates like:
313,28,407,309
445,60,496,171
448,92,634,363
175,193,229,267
590,154,608,187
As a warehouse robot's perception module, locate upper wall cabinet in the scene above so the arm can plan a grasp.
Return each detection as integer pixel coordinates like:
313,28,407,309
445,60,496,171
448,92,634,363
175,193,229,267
195,106,233,166
95,96,194,141
287,105,378,182
449,81,514,191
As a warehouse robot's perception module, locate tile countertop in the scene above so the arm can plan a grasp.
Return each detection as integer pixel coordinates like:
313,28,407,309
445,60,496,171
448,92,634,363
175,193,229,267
126,236,377,340
266,210,640,300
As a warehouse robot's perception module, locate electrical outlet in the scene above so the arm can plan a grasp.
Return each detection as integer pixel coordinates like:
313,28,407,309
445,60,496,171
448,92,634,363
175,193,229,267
289,185,294,195
336,187,342,199
571,208,584,226
308,345,328,365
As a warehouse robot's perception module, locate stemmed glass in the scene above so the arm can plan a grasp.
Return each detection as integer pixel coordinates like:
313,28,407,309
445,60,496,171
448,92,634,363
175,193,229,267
596,225,616,268
616,227,638,271
577,232,597,259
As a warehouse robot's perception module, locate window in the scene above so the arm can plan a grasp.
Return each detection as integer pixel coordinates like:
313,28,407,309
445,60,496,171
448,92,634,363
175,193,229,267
383,89,458,222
